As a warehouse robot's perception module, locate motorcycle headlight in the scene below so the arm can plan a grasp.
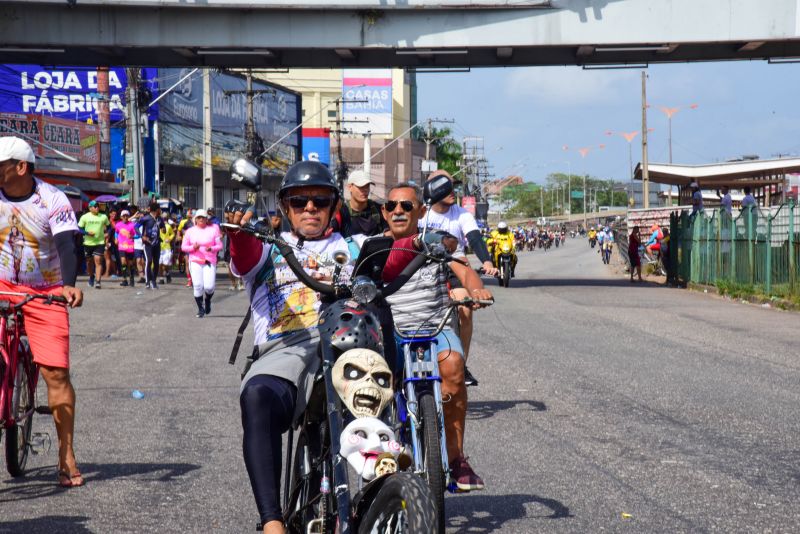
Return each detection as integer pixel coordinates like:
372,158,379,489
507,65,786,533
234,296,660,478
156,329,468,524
351,276,378,305
501,244,512,253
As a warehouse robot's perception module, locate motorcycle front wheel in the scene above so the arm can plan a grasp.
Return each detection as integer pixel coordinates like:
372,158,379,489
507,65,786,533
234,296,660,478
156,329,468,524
357,472,438,534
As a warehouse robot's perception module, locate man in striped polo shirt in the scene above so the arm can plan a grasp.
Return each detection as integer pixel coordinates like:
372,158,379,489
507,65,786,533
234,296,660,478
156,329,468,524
382,182,493,492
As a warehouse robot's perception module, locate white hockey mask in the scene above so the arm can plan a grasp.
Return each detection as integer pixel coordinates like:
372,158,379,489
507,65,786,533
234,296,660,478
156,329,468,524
340,417,402,481
332,348,393,418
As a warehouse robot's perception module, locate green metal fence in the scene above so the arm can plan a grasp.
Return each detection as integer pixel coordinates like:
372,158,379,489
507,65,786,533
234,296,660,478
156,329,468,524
669,201,800,295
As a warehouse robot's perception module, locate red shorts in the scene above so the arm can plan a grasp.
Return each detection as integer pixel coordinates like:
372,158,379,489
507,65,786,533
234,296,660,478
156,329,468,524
0,280,70,369
648,242,661,252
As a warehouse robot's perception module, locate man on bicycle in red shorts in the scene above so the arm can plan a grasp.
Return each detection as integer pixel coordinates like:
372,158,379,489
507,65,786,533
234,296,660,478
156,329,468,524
0,136,84,487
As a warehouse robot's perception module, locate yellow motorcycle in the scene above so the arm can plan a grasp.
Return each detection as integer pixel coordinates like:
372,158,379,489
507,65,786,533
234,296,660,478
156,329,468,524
492,242,516,288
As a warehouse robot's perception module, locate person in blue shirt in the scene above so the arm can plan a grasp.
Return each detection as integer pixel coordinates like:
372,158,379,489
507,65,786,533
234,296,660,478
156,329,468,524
690,182,704,214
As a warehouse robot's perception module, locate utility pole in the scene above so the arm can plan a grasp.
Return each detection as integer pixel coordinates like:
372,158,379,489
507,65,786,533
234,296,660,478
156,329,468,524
203,69,213,210
641,71,650,209
224,69,274,162
125,67,143,206
540,186,544,218
363,132,371,183
583,173,587,228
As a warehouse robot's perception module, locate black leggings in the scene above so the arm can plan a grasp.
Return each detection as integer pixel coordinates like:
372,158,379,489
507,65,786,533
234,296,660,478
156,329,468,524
241,374,297,525
143,243,160,284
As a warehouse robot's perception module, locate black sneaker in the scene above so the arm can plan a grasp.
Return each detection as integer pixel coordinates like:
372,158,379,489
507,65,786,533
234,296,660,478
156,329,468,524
137,277,145,284
158,278,166,285
88,276,95,287
120,280,129,287
95,281,102,290
464,366,479,387
166,274,172,284
196,309,205,318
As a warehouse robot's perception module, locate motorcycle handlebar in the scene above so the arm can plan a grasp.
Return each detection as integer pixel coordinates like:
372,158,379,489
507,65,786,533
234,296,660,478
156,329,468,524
222,223,458,300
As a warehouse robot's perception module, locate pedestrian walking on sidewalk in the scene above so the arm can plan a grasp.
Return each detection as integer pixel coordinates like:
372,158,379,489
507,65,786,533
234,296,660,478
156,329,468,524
628,226,643,282
181,209,223,318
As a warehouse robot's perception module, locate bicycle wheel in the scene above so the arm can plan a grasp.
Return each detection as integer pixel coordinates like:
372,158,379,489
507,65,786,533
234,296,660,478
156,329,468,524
357,472,437,534
6,342,34,477
285,423,330,534
418,392,445,533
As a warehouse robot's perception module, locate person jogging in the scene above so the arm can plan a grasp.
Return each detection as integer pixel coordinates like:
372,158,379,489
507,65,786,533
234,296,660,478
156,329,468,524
181,209,222,318
136,202,162,290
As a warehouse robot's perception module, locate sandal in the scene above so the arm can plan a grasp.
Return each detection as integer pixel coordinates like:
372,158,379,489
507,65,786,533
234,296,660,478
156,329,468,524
58,469,85,488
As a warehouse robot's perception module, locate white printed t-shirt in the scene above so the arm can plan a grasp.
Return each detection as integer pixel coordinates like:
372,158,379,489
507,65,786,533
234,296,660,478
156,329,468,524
233,231,351,345
0,178,78,288
418,203,479,257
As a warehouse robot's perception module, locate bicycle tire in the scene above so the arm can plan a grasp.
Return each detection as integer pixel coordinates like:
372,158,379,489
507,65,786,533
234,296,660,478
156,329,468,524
6,342,34,477
285,425,328,534
418,392,445,533
357,472,438,534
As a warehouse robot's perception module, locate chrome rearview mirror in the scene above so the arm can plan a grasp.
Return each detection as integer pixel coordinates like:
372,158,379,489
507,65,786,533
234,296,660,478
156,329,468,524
422,174,454,206
230,158,262,191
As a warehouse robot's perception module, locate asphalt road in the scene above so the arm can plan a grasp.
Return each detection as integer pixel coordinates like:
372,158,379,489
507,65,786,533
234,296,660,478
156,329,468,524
2,240,800,533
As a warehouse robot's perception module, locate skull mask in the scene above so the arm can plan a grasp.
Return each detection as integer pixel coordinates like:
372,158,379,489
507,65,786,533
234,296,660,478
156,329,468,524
340,417,402,481
332,348,393,418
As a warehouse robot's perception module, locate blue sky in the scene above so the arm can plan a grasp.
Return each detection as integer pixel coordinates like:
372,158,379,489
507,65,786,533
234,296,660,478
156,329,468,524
417,60,800,185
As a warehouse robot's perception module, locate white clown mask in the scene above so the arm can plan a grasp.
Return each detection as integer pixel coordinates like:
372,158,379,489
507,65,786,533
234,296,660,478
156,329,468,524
340,418,402,481
332,348,393,418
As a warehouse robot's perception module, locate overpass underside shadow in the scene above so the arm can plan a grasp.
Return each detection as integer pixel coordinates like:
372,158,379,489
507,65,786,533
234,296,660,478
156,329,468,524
502,277,666,289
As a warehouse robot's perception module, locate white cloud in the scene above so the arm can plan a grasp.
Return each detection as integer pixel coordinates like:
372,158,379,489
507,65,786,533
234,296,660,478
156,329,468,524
505,66,639,106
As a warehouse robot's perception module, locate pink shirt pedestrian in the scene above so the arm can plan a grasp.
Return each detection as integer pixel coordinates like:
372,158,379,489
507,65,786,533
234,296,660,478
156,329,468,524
181,224,223,265
115,220,136,253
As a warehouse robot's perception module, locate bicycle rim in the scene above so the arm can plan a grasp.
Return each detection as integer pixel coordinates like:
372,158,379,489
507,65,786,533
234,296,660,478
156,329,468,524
357,473,437,534
6,360,33,477
418,393,445,533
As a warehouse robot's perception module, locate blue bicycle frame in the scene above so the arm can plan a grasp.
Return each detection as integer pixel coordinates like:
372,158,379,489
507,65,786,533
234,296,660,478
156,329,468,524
394,328,450,488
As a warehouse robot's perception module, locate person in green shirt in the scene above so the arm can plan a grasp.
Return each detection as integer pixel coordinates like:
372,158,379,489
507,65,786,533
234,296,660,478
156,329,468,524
77,200,110,289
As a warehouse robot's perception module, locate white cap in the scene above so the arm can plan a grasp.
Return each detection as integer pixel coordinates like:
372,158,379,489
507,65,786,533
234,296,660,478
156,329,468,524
690,181,700,188
347,170,374,187
0,136,35,164
120,209,131,217
194,209,209,219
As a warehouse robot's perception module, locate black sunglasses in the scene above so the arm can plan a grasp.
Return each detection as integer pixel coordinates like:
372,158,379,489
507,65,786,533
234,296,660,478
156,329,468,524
384,200,415,212
285,195,335,209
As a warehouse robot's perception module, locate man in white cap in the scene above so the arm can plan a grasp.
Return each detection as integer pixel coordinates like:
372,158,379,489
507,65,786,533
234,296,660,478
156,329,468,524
331,169,388,237
0,136,85,487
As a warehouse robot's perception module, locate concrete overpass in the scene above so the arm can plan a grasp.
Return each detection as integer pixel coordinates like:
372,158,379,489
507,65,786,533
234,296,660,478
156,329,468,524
1,1,800,68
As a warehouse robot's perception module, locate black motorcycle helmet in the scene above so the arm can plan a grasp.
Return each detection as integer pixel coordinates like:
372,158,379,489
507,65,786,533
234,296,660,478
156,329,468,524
318,300,384,356
279,160,339,201
278,160,341,235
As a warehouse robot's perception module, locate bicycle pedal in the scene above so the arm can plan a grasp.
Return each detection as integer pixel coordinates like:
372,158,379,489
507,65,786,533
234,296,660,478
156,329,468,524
34,405,52,415
29,432,51,455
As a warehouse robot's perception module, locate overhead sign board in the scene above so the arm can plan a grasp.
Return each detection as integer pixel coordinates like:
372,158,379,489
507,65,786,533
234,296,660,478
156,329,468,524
342,69,392,136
